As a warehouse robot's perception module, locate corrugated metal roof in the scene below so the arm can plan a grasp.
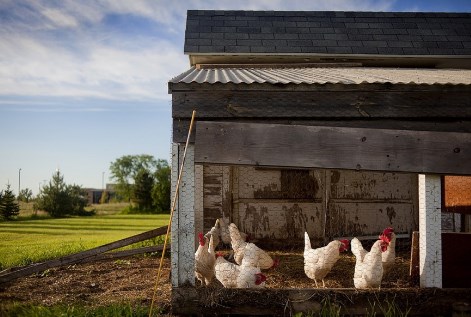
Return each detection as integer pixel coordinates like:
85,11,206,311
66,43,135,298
170,66,471,86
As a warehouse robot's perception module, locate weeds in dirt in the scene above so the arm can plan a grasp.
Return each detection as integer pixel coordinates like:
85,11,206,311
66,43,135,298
367,295,412,317
0,302,163,317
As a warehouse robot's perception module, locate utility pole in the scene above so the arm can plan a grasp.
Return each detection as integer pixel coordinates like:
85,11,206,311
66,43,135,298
18,168,21,197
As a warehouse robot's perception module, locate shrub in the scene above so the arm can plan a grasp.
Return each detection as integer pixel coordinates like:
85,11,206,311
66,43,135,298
34,171,93,217
0,184,20,220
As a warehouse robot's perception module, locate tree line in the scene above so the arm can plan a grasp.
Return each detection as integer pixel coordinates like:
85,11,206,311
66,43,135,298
0,154,170,220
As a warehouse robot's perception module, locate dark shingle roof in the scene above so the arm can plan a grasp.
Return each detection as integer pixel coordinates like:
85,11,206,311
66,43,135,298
184,10,471,56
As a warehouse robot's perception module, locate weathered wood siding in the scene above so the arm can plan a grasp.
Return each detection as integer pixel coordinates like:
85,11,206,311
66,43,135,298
326,170,418,239
195,121,471,175
234,167,324,245
200,165,231,233
200,165,418,247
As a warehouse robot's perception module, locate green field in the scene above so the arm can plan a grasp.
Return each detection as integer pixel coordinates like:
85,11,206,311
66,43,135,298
0,212,170,269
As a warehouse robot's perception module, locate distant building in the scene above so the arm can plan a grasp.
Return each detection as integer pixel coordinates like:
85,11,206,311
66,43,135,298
83,184,117,204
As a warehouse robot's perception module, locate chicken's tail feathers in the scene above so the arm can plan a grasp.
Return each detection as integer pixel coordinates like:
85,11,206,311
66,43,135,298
208,233,215,252
229,223,242,242
350,237,363,257
304,232,312,251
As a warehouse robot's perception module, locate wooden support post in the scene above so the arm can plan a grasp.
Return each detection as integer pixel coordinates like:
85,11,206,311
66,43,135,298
171,143,195,287
418,174,442,288
410,231,420,286
194,164,204,248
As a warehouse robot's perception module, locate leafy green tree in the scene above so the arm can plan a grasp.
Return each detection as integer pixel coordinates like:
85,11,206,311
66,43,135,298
0,184,20,220
109,155,157,202
133,169,154,210
34,170,89,217
110,155,171,213
152,159,171,213
18,188,33,203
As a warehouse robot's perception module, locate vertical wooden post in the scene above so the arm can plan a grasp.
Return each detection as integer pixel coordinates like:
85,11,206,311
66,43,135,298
418,174,442,288
194,165,204,249
410,231,420,286
171,143,196,287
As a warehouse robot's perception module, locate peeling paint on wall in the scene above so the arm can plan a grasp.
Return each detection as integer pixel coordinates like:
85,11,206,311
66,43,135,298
386,206,397,224
242,204,270,235
203,165,417,243
284,203,309,239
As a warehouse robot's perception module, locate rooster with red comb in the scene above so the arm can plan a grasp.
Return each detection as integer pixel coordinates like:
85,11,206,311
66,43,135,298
195,232,216,286
379,227,396,275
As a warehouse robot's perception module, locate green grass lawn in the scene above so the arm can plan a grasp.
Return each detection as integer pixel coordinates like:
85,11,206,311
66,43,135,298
0,212,170,269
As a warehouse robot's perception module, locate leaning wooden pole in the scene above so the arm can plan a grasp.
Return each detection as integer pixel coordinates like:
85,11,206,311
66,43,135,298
149,110,196,317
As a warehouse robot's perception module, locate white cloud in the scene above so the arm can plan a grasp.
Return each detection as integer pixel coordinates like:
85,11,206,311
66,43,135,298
0,33,187,101
41,8,79,28
0,0,398,107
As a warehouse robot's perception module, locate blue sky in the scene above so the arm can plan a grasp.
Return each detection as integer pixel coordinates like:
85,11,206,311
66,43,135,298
1,0,470,196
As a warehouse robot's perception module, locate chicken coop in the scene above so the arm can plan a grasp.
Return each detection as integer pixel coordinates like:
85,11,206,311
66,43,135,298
168,10,471,315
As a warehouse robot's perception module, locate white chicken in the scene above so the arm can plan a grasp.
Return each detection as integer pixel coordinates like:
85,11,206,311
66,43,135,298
303,232,349,288
229,223,278,269
241,242,280,270
204,218,221,249
194,232,216,286
214,253,267,288
352,238,388,289
214,253,240,288
220,218,248,245
219,217,232,245
379,227,396,275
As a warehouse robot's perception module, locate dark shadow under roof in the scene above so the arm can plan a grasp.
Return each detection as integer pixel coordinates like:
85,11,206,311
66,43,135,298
185,10,471,57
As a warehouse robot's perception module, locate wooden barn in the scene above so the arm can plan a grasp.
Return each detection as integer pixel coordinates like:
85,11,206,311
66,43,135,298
168,10,471,315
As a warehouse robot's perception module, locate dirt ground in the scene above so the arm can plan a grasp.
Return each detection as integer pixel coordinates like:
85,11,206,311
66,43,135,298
0,256,173,313
0,250,411,314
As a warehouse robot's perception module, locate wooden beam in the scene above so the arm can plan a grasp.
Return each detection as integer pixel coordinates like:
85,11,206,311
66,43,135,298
76,245,166,264
195,121,471,175
172,90,471,119
418,174,442,288
173,118,471,143
0,226,168,284
410,231,420,286
172,287,471,316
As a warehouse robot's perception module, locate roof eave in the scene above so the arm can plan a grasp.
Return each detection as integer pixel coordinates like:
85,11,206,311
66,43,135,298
186,53,471,69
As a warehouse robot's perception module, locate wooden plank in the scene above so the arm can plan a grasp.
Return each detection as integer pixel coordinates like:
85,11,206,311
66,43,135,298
418,174,442,288
195,62,363,69
410,231,420,286
173,119,471,143
171,144,196,287
173,90,471,118
171,287,471,316
76,245,166,264
0,226,168,284
195,121,471,175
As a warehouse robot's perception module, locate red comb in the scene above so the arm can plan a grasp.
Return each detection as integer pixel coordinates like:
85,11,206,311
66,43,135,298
198,233,205,246
383,227,394,235
255,272,267,285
